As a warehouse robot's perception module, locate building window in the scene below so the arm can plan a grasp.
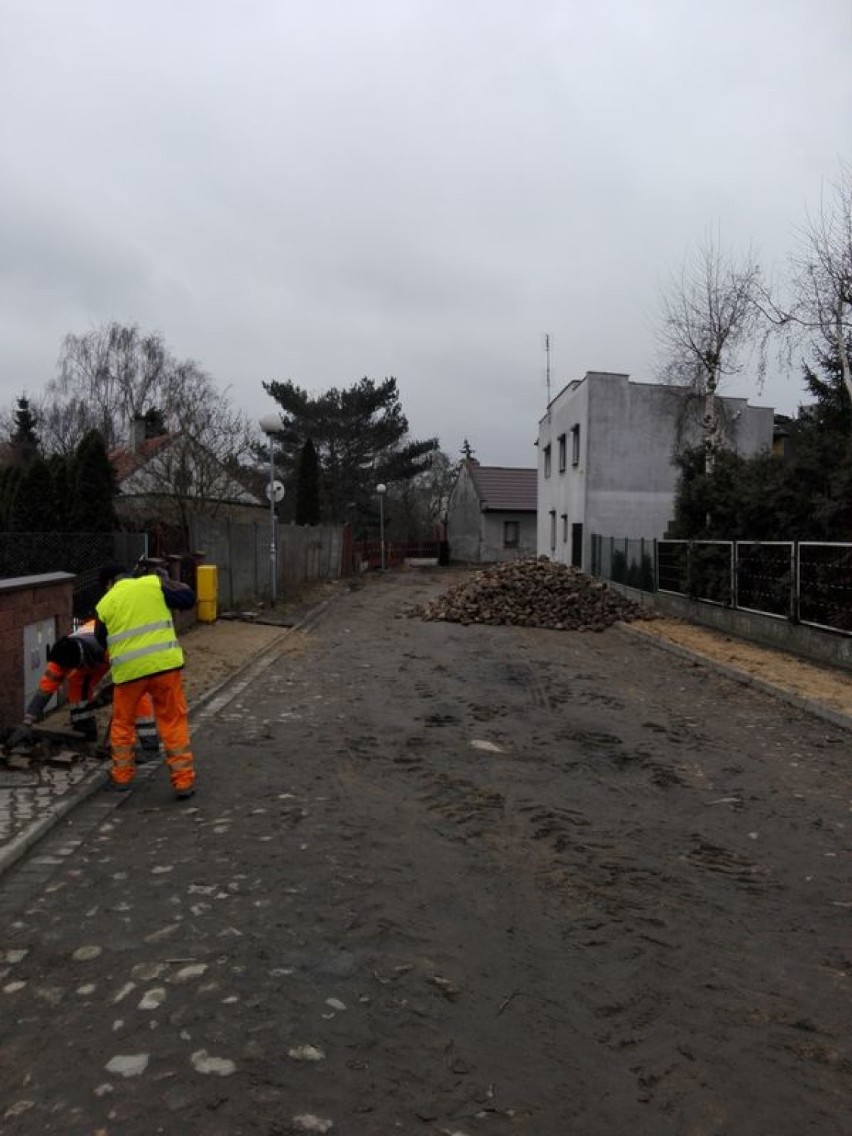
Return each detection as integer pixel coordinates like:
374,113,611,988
543,444,552,478
549,510,556,551
558,434,567,472
561,514,568,542
571,424,580,466
503,520,519,548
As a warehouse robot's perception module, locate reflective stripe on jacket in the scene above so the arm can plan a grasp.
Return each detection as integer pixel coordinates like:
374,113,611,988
96,575,184,685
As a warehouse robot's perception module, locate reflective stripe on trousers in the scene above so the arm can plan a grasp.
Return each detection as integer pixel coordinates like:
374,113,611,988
111,671,195,790
135,693,160,750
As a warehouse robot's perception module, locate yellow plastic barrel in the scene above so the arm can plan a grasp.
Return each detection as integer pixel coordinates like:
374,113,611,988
195,564,218,623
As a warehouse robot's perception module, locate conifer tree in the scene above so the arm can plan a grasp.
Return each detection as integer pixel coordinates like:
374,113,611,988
8,457,59,532
262,376,436,522
295,437,320,526
11,395,39,445
0,467,22,530
67,430,117,532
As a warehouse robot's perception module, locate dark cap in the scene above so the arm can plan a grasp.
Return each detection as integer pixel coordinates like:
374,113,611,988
98,563,126,589
49,637,85,670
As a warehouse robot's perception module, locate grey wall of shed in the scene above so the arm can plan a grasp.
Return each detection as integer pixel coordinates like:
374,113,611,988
480,511,537,562
447,466,483,561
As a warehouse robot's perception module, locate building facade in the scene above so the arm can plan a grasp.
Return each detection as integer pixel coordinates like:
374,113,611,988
537,371,775,570
447,460,537,563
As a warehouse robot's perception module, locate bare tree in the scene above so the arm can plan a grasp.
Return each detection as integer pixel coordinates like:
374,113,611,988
41,322,168,450
782,163,852,407
17,321,256,547
658,234,762,470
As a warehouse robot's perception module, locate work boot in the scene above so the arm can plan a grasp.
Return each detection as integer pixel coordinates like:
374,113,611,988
107,779,133,793
174,786,196,801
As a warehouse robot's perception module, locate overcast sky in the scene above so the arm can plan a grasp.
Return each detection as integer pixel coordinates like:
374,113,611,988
1,0,850,466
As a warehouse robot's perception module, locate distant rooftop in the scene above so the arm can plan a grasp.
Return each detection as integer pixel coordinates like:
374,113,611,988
467,462,537,511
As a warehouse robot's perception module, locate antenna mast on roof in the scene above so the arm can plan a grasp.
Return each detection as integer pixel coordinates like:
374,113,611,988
543,333,552,408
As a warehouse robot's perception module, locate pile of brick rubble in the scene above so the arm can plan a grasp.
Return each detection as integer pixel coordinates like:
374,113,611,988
413,557,654,632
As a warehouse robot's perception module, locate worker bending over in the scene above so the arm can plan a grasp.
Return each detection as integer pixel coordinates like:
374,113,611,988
9,619,159,757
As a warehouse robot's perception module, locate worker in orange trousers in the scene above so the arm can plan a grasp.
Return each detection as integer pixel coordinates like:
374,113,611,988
95,565,197,799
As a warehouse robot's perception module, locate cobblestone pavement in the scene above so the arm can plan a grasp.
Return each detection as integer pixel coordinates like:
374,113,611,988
0,610,306,879
1,571,850,1135
2,577,850,882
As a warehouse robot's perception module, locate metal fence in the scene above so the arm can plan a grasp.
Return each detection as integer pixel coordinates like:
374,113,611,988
0,531,148,618
591,535,852,636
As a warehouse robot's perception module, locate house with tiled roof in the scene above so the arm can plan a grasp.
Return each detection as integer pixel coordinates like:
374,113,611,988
109,418,264,551
446,459,537,562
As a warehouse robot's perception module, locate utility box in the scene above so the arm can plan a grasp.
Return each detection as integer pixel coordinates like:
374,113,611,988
0,573,74,728
23,618,57,712
196,564,218,623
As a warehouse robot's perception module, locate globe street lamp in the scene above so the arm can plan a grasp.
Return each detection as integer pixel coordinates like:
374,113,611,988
259,414,284,605
376,482,387,572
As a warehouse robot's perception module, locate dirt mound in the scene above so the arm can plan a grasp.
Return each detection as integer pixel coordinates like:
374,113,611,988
414,557,654,631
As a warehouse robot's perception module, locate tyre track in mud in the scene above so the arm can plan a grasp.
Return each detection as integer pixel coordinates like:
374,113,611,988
213,572,851,1133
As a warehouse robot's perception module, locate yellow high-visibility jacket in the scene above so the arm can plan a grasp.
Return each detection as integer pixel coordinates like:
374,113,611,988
96,576,184,685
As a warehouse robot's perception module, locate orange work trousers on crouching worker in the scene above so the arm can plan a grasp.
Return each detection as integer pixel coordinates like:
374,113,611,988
110,670,195,791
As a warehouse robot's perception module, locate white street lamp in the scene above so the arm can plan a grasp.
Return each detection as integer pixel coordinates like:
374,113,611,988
376,482,387,572
259,414,284,605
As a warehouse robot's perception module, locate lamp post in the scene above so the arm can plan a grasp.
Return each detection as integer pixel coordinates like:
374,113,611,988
259,414,283,606
376,482,387,571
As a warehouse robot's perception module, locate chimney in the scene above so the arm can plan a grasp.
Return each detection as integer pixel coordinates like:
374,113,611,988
130,417,146,452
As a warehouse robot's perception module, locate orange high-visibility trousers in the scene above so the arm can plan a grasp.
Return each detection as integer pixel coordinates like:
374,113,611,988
64,667,156,748
66,662,109,739
111,670,195,791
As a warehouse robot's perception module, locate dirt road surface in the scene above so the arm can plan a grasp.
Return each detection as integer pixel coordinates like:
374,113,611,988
1,570,850,1135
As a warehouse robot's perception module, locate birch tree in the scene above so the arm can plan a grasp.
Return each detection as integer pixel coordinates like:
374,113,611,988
658,235,762,470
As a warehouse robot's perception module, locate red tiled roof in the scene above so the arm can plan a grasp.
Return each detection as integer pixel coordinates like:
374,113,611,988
109,434,174,483
468,464,537,511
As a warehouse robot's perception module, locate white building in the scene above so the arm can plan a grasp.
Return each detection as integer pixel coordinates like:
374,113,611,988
536,371,774,570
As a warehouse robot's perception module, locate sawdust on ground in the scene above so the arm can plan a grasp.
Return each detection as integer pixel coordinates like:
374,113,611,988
179,619,295,703
628,616,852,719
180,577,346,703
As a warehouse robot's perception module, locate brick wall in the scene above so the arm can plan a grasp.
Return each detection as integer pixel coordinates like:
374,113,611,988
0,573,74,730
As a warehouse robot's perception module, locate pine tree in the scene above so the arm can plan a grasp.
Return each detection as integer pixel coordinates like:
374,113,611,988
8,457,59,532
0,467,22,530
261,376,436,522
7,394,40,468
295,437,320,525
11,395,39,445
67,430,117,532
48,454,73,530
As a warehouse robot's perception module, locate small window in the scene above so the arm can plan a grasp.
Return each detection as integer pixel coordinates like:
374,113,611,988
571,424,580,466
543,444,552,478
561,514,568,542
503,520,519,548
558,434,567,472
549,510,557,551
